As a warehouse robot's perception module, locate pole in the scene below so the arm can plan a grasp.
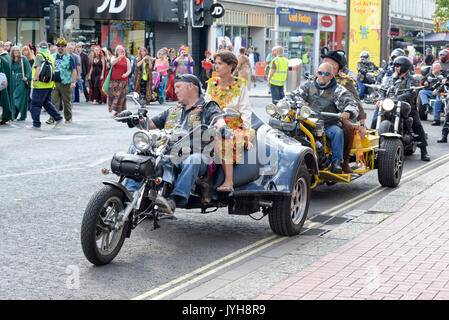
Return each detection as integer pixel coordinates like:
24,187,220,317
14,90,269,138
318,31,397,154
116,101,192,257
60,1,64,39
422,0,425,53
188,0,192,50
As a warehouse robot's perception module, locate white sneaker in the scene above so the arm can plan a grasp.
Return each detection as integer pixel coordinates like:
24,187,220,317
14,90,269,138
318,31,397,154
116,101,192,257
26,125,41,130
53,119,63,128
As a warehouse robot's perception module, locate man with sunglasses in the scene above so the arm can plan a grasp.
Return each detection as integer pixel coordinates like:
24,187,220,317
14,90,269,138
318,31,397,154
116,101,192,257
322,50,367,173
46,38,76,125
123,74,233,215
279,62,359,174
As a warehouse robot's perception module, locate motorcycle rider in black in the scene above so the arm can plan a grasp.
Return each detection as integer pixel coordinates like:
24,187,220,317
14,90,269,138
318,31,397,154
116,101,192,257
356,51,378,100
385,56,430,161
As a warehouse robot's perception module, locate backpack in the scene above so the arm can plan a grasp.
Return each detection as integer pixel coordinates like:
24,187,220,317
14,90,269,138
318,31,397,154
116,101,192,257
37,54,53,83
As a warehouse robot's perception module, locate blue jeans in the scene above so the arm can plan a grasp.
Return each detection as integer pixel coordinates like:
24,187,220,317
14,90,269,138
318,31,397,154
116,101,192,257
72,81,80,103
419,89,443,120
125,153,208,204
357,81,366,100
30,88,63,128
270,84,285,105
325,125,344,162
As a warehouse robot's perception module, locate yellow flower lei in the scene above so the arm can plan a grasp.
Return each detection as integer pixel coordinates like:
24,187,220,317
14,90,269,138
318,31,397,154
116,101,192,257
206,77,248,110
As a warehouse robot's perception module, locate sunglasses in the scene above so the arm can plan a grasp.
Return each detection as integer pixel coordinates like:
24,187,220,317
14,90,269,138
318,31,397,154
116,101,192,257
317,71,331,76
57,45,66,48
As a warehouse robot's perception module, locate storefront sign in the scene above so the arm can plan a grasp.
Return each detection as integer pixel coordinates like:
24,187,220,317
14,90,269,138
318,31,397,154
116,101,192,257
278,10,317,29
390,28,400,36
319,14,335,32
348,0,382,73
0,0,197,23
276,7,295,15
321,16,333,28
210,3,225,19
97,0,127,14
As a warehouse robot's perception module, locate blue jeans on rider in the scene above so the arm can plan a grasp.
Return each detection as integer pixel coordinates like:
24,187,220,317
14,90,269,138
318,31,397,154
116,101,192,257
419,89,443,121
357,81,366,100
125,153,208,206
325,125,344,162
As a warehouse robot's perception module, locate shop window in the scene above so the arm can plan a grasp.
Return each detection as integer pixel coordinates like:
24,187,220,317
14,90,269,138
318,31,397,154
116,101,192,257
107,20,145,56
225,26,232,40
0,19,17,44
216,25,224,38
18,20,39,48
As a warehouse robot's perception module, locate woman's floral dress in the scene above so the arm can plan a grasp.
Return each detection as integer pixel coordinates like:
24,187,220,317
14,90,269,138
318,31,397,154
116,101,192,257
206,77,255,164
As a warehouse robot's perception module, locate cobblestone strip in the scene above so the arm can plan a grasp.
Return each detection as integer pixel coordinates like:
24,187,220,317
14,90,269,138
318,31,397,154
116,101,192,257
257,195,449,300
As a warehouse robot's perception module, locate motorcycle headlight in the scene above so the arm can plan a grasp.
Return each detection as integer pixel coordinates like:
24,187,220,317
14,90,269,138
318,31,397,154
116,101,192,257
276,102,290,116
265,104,277,116
133,131,151,152
382,99,395,112
300,106,312,119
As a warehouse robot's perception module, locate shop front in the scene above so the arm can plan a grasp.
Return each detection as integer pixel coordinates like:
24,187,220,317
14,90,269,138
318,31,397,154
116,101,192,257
214,1,275,60
0,0,200,57
277,8,318,73
318,14,336,51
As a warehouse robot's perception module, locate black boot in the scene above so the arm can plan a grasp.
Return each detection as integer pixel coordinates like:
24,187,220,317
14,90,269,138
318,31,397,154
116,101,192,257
331,160,343,174
431,120,441,126
438,128,448,143
420,147,430,162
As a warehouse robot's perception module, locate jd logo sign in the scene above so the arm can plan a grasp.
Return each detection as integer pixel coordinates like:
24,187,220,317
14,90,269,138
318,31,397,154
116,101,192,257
210,3,225,19
97,0,127,14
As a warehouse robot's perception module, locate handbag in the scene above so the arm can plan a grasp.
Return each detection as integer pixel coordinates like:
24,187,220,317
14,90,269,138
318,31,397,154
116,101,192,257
0,72,7,91
101,67,112,96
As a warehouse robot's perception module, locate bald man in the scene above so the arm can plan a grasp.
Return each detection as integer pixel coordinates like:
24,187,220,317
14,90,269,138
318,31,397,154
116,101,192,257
279,62,359,174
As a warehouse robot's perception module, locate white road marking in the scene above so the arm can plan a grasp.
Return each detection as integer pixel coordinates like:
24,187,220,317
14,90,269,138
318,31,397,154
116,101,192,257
87,157,111,168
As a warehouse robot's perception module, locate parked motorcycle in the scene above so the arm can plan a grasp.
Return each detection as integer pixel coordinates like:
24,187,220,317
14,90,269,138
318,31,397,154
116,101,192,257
81,93,319,265
375,82,424,155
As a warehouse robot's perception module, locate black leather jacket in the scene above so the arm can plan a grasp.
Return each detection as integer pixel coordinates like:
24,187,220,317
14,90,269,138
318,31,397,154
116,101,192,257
383,73,418,109
281,77,359,126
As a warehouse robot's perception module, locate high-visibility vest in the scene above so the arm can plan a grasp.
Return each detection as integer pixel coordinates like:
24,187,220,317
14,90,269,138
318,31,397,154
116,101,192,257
32,52,55,89
270,56,288,86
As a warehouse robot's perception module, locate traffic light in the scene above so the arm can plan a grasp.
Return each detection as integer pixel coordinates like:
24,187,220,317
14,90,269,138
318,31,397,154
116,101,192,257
192,0,204,28
43,4,57,36
171,0,186,29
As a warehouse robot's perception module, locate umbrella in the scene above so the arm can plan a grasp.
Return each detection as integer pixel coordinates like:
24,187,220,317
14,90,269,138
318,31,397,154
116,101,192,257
413,32,449,47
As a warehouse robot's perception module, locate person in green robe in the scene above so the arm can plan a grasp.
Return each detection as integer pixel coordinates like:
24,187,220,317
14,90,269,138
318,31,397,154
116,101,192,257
10,46,31,121
0,41,13,124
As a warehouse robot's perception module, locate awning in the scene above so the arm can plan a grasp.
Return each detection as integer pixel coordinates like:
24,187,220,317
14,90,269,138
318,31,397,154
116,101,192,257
413,32,449,47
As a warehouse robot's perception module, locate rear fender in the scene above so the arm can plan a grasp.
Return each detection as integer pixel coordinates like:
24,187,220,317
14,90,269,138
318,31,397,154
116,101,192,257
380,132,402,140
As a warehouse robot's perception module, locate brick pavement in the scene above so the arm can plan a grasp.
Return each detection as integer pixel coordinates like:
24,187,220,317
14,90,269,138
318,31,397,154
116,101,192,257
256,195,449,300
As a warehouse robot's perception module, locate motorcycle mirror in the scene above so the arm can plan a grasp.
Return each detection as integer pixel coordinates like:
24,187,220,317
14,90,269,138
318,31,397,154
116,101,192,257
127,92,141,105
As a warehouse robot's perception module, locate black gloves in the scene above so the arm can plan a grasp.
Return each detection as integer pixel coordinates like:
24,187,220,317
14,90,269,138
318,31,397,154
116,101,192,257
217,125,234,140
117,110,132,118
115,111,139,128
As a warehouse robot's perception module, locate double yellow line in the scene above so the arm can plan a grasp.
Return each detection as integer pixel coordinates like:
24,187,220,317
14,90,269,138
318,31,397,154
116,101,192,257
132,152,449,300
